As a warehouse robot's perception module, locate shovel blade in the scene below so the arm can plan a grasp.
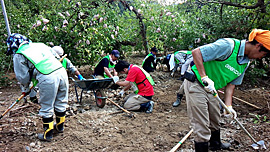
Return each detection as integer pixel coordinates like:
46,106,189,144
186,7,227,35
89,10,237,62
251,140,267,150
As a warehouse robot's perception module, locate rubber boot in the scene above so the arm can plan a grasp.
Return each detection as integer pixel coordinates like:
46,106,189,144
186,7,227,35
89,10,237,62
209,129,231,151
173,93,183,107
54,111,66,133
146,101,154,113
38,117,54,142
195,141,209,152
139,102,150,112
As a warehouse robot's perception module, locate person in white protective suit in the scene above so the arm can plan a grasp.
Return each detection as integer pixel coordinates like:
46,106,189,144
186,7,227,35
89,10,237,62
29,46,85,104
6,33,69,142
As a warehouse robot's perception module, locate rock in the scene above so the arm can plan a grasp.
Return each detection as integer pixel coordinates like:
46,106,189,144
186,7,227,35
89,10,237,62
30,142,35,147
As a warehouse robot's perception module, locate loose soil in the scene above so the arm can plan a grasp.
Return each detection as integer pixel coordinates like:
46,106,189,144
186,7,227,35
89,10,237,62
0,55,269,152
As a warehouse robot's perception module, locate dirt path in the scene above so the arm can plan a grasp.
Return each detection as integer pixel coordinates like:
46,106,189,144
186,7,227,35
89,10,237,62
0,55,269,152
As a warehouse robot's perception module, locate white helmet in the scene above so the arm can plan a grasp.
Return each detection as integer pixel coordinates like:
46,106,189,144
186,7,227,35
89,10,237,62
52,46,64,56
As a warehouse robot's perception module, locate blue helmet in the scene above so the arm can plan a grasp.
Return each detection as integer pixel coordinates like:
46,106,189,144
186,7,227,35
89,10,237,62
6,33,32,55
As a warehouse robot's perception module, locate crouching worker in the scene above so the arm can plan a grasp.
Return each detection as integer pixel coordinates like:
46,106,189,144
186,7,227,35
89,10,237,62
6,33,69,142
113,60,155,113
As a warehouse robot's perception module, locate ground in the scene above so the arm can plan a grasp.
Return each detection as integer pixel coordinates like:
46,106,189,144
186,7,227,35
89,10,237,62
0,54,269,152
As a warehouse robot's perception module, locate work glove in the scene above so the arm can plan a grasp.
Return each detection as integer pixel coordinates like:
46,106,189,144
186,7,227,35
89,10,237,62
224,105,237,119
77,74,85,80
118,89,125,97
112,76,119,84
201,76,215,94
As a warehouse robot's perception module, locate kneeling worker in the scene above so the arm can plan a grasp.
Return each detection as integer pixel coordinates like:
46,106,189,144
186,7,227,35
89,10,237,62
113,60,155,113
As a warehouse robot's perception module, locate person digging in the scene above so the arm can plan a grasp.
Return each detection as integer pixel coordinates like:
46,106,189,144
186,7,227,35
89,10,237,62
6,33,69,142
113,60,155,113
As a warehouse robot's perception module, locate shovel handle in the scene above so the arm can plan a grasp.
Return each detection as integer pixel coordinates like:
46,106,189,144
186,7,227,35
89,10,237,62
106,98,131,114
214,92,258,144
169,129,193,152
0,85,34,119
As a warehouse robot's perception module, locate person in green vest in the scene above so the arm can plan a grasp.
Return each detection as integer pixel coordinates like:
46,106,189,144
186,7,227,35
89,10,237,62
170,51,186,77
93,50,120,78
183,29,270,151
142,46,158,72
113,60,155,113
6,33,69,142
53,46,85,80
28,46,85,104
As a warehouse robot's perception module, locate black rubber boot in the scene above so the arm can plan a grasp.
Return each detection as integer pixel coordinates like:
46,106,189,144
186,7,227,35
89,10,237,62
173,93,183,107
38,117,54,142
54,111,66,133
209,130,231,151
146,101,154,113
195,141,209,152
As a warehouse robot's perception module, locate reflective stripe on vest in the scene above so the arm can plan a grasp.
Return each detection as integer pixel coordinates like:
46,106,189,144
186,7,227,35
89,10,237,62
191,39,248,90
16,43,63,75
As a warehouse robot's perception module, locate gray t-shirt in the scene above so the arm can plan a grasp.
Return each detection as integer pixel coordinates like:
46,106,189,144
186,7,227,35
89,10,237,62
199,38,250,85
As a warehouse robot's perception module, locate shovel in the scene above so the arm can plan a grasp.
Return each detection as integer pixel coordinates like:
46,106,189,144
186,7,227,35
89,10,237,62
169,128,193,152
203,81,266,149
205,86,266,150
106,98,135,118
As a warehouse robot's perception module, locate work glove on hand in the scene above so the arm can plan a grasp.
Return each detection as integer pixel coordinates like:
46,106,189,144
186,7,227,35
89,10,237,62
112,76,119,84
77,74,85,80
201,76,215,94
224,105,237,119
118,89,125,97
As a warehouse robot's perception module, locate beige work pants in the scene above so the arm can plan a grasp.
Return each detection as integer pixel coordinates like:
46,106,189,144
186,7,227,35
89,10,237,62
184,79,221,142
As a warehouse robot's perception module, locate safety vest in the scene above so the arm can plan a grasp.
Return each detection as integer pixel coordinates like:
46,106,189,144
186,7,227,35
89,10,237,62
16,43,63,75
191,39,248,90
142,53,155,68
61,58,67,69
131,65,155,94
174,50,192,64
95,55,115,78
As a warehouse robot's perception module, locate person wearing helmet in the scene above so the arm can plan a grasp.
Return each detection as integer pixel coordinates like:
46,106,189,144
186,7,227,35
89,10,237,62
6,33,69,142
142,46,158,73
52,46,85,80
93,50,120,78
184,29,270,151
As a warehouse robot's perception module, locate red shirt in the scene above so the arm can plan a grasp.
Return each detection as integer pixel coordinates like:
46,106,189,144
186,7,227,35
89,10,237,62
126,64,154,96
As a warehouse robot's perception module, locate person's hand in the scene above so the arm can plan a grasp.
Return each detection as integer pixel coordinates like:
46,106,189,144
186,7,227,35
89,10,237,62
118,89,125,97
224,105,237,119
201,76,215,93
112,76,119,84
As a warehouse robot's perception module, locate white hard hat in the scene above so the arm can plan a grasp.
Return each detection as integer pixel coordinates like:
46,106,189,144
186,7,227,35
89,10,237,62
52,46,64,56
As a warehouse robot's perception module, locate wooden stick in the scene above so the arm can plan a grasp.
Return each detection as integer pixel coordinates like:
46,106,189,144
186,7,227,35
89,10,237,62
170,129,194,152
106,98,132,114
218,90,261,109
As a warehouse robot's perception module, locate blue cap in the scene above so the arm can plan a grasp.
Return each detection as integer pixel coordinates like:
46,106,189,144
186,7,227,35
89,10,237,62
111,50,120,58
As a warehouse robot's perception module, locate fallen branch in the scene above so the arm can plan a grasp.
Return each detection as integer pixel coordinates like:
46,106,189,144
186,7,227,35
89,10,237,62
218,90,261,109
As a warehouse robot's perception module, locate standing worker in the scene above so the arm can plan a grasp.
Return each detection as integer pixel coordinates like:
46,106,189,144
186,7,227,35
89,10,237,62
183,29,270,151
113,60,155,113
6,33,69,142
28,46,85,104
142,46,158,73
93,50,120,78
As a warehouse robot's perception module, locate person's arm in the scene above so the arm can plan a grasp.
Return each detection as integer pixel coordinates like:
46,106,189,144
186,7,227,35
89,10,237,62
113,69,118,76
192,48,206,77
104,67,113,78
13,54,32,93
224,83,235,106
116,80,130,87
